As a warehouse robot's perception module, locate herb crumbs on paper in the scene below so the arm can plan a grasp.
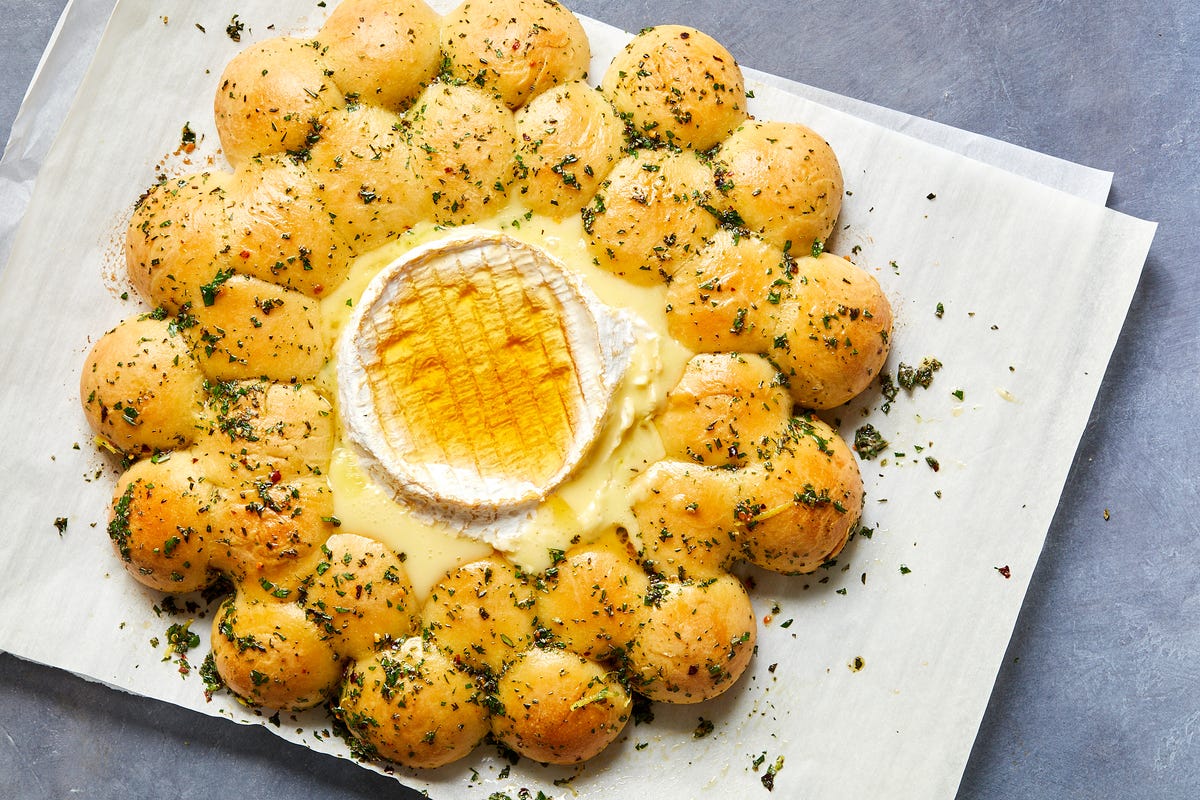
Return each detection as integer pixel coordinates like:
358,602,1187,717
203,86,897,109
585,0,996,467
897,357,942,390
762,755,785,791
853,424,888,460
226,14,245,42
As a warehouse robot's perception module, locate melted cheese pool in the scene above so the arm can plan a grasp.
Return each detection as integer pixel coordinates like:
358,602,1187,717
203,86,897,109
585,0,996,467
318,208,692,596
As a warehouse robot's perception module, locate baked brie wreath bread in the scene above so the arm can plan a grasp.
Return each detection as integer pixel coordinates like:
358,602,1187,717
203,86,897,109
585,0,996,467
79,0,893,772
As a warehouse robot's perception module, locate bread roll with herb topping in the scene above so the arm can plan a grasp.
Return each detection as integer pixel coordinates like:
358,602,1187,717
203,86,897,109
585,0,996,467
491,647,630,764
80,315,206,455
214,36,343,167
404,82,517,226
533,531,649,658
212,591,342,710
206,475,336,583
422,555,535,673
320,0,442,112
513,81,625,218
194,380,335,479
125,171,233,312
766,253,893,410
585,149,718,285
441,0,590,109
339,637,490,768
732,415,863,574
303,533,420,658
665,230,792,353
715,120,842,254
656,353,791,467
186,275,326,383
308,106,434,249
631,460,740,581
107,458,217,592
602,25,747,150
223,156,352,298
627,574,756,703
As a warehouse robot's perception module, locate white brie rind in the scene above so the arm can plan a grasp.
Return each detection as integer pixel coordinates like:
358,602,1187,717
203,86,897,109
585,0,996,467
338,231,640,534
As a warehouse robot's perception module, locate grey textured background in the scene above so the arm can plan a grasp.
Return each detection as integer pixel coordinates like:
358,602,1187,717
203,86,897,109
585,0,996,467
2,1,1197,797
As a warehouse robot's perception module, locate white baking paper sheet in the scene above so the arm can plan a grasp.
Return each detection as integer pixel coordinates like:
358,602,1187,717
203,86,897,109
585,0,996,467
0,2,1155,799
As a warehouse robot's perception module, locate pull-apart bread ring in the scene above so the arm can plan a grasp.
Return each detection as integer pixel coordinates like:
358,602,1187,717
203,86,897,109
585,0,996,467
81,0,894,773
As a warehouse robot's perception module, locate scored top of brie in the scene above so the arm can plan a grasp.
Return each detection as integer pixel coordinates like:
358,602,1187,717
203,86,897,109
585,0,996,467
338,231,640,526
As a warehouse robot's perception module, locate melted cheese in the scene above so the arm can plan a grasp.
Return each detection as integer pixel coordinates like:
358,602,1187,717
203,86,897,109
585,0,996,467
322,208,691,587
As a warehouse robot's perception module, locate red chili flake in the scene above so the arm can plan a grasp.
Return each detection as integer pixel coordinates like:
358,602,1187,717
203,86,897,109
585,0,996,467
996,565,1011,579
512,41,520,50
239,249,251,259
269,469,281,484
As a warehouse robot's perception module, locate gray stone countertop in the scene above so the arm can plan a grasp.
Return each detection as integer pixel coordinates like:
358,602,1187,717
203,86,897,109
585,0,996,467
1,1,1197,797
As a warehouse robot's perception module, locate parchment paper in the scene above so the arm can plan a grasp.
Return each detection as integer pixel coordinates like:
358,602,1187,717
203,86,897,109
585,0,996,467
0,1,1155,799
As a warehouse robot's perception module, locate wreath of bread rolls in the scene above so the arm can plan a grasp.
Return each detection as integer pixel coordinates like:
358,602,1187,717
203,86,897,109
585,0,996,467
80,0,892,770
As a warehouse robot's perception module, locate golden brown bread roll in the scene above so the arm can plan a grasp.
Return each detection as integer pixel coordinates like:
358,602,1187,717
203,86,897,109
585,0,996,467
441,0,590,109
656,352,791,467
206,475,336,583
214,37,344,166
193,380,335,480
532,531,649,658
731,414,863,574
631,460,741,581
602,25,747,150
585,149,718,284
80,315,206,455
627,574,756,703
125,171,233,312
403,82,517,225
211,591,343,710
307,106,434,248
665,229,790,353
714,120,843,254
302,533,420,658
766,253,893,410
320,0,442,112
185,275,327,383
222,156,352,298
513,81,625,218
422,555,535,674
107,457,216,592
490,647,630,764
338,637,491,768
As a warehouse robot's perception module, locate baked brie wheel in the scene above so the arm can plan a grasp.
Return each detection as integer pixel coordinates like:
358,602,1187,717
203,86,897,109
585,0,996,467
81,0,892,770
